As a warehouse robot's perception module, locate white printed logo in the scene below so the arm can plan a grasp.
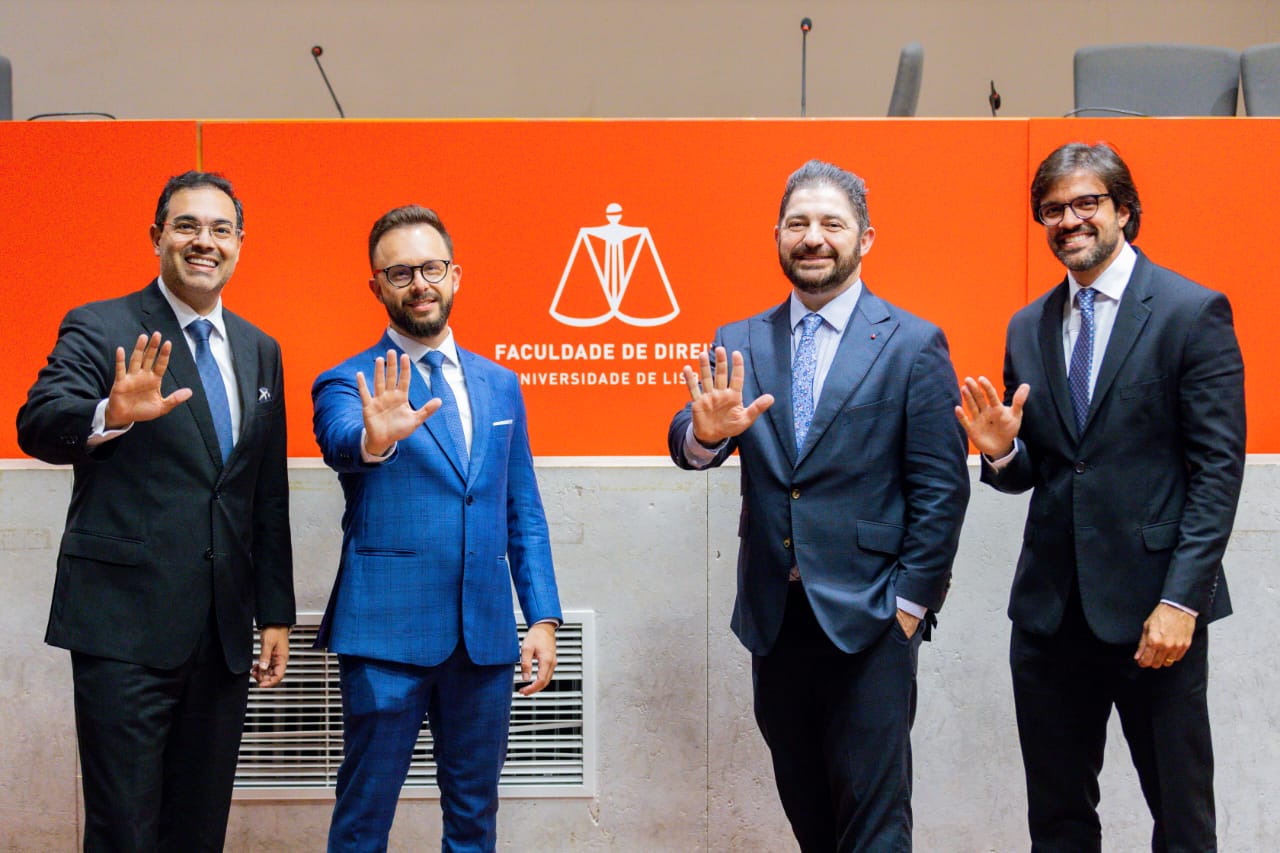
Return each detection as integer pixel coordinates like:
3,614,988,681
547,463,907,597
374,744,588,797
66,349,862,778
549,203,679,327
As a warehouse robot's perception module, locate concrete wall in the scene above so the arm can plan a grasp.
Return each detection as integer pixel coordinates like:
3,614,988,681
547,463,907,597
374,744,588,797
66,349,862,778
1,1,1278,122
2,459,1277,851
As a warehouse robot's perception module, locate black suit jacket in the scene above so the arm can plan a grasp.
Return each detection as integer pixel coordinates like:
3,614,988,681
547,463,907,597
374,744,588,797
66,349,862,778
669,287,970,656
17,280,295,672
983,250,1245,644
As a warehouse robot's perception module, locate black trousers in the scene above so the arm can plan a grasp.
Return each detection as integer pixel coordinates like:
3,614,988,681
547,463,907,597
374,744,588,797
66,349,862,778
71,614,249,853
753,583,922,853
1011,585,1215,853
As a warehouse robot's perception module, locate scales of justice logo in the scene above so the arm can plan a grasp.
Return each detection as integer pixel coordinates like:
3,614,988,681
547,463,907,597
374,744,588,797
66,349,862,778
549,203,680,327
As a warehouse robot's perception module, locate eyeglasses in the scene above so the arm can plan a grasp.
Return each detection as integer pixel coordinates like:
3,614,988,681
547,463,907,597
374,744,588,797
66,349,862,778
164,219,240,241
375,261,452,288
1037,194,1112,225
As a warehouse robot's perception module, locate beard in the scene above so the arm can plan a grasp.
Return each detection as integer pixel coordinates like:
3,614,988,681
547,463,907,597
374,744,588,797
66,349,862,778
1052,224,1121,273
384,289,453,340
779,243,861,294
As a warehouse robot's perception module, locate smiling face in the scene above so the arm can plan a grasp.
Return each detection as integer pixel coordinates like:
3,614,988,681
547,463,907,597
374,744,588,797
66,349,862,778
1041,170,1130,285
775,184,875,308
149,186,243,314
368,223,461,348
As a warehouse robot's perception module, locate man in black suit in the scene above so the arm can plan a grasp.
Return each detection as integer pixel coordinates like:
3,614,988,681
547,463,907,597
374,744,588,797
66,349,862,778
957,142,1245,852
17,171,295,852
669,160,970,851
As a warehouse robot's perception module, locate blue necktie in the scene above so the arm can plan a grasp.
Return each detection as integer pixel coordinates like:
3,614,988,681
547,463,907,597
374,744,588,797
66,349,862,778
792,312,823,449
423,349,469,470
1068,287,1097,434
187,319,234,462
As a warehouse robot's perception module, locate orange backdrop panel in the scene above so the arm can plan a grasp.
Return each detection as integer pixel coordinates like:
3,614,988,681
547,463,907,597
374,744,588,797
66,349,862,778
199,119,1025,458
2,121,198,459
1026,119,1280,453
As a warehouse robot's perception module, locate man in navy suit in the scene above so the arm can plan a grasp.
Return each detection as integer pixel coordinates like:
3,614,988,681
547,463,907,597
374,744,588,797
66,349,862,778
956,142,1246,852
17,171,295,851
668,160,970,851
313,205,562,852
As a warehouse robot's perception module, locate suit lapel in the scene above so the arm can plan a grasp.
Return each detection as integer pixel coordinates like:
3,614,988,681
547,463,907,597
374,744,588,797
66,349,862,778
1037,281,1078,441
799,288,894,464
1085,257,1153,432
224,310,261,466
753,301,797,465
139,282,225,469
459,348,489,486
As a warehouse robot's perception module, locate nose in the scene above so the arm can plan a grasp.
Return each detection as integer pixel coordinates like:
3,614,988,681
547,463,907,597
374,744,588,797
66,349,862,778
1059,205,1086,227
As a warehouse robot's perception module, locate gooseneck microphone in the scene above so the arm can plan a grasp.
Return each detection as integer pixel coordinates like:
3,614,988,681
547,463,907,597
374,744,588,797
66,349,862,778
800,18,813,117
311,45,346,118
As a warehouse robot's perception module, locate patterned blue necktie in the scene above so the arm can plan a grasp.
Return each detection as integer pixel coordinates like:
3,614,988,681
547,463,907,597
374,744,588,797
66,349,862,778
424,349,469,470
792,312,823,448
1068,287,1097,434
187,319,234,462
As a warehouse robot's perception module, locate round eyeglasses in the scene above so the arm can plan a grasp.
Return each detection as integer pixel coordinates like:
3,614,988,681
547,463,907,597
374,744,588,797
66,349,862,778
165,219,240,241
1037,194,1111,225
375,261,452,288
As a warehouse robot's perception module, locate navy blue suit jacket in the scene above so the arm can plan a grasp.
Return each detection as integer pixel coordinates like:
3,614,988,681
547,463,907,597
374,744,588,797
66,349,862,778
312,333,561,667
982,249,1245,643
669,287,970,656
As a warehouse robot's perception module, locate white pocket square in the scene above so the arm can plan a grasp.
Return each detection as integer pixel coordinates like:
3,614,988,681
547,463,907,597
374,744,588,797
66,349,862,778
492,419,514,426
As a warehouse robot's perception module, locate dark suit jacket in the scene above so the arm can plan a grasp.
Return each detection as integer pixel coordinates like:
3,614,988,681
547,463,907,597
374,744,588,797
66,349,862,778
311,333,561,667
983,249,1245,644
17,280,295,672
669,287,970,656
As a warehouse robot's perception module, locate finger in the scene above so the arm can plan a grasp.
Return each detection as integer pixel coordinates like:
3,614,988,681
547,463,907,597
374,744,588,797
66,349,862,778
954,404,971,430
977,376,1003,408
162,388,193,410
397,353,414,393
698,349,715,391
958,383,979,416
414,398,443,424
744,393,775,420
372,357,387,397
356,371,372,405
1010,383,1031,416
126,334,149,374
714,347,731,390
680,366,701,399
728,350,747,392
150,340,174,376
113,346,128,383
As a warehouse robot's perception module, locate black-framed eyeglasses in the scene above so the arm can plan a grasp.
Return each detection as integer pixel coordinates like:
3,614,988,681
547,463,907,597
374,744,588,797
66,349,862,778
375,261,452,288
1037,194,1111,225
165,219,240,241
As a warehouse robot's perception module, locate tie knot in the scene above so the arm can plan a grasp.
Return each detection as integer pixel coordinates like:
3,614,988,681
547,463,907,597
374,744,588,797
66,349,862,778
1077,287,1096,310
800,313,823,335
423,349,445,369
188,318,214,344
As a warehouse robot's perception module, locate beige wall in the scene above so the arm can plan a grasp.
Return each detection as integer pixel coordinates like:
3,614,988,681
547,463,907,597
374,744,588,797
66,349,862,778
2,1,1278,121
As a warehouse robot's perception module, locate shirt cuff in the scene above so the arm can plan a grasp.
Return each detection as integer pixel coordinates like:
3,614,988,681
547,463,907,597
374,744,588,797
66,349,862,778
896,597,927,619
360,429,396,464
983,440,1019,471
1160,599,1199,618
87,398,132,448
682,424,726,469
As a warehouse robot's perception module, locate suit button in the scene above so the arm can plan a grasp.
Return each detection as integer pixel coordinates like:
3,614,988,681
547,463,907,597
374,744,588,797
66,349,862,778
213,491,222,502
204,548,214,560
1074,461,1087,474
465,495,475,505
783,538,792,549
790,489,801,500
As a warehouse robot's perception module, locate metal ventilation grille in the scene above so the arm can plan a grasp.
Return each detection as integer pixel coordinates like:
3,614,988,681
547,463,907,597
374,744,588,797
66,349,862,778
234,611,594,800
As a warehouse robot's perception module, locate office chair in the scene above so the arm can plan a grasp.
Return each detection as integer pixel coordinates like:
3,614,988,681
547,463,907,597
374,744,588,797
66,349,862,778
1072,43,1240,116
1242,43,1280,116
887,42,924,117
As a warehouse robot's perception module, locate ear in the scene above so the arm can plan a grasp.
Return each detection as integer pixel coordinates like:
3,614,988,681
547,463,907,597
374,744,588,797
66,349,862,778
149,223,162,255
449,263,461,295
859,225,876,256
368,277,381,299
1115,203,1132,231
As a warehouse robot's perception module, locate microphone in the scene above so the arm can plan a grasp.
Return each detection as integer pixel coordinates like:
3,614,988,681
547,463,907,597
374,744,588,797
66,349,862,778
988,80,1002,117
310,45,346,118
800,18,813,117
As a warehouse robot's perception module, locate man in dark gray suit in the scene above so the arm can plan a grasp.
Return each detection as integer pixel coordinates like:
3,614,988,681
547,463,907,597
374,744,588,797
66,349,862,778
668,160,970,851
957,142,1245,852
17,171,295,852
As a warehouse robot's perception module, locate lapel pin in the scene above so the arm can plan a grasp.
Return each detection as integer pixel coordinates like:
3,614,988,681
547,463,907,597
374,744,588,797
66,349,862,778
258,387,271,402
870,333,878,340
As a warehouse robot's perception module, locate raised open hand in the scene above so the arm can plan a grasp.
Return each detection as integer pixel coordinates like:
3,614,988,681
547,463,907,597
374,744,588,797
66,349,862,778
357,351,442,456
682,346,775,445
103,332,193,429
955,375,1029,458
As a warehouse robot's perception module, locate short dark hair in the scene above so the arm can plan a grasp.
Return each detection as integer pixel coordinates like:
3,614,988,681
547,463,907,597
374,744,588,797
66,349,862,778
154,171,243,231
1030,142,1142,241
367,205,454,268
778,159,871,232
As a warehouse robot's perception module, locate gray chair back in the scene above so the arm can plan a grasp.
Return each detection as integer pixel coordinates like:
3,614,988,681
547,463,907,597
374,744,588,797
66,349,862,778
1072,43,1240,116
1242,43,1280,116
887,42,924,117
0,56,11,121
